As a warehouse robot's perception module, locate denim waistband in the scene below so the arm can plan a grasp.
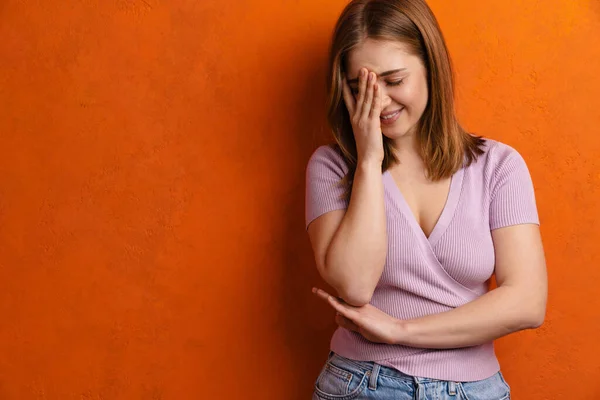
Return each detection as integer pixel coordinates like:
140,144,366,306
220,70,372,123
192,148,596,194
328,351,464,383
328,351,413,382
327,351,467,397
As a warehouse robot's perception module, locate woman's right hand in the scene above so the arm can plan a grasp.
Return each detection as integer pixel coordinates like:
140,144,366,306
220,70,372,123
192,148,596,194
342,68,385,165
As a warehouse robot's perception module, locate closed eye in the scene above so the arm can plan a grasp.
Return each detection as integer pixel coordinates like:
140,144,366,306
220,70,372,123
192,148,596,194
349,78,403,94
387,79,404,87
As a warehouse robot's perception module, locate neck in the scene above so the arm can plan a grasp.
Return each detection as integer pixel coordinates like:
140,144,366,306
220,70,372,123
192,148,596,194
390,132,422,166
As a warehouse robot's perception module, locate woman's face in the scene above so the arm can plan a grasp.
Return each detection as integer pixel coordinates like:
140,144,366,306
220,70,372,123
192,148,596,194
346,38,429,141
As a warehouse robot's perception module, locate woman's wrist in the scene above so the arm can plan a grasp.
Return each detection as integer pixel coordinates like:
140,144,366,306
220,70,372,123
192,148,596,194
390,318,411,346
357,156,383,171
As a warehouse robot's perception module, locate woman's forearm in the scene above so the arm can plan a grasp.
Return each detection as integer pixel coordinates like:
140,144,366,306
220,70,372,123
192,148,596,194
393,285,546,348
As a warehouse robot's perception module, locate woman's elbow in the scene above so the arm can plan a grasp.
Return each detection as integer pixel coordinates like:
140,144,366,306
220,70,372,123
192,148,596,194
339,288,373,307
521,301,546,329
334,271,376,306
319,262,377,307
527,307,546,329
315,271,373,306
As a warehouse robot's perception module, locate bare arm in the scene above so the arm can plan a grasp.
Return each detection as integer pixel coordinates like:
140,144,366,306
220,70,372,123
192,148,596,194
307,69,390,306
308,159,387,306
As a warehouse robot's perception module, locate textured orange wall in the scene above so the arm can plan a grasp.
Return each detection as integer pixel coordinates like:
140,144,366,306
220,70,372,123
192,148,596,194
0,0,598,399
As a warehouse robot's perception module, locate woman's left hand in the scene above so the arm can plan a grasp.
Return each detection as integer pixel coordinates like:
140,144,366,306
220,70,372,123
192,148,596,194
312,287,404,345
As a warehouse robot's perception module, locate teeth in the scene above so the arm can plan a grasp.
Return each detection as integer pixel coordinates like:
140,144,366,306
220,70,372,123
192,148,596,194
381,110,400,120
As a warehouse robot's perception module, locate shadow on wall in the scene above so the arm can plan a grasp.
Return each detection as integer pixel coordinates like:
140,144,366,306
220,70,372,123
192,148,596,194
278,39,340,399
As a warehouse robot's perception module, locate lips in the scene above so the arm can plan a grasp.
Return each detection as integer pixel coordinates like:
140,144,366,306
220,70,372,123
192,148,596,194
380,108,403,120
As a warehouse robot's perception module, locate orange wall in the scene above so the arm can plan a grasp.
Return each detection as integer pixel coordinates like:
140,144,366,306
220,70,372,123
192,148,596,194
0,0,598,399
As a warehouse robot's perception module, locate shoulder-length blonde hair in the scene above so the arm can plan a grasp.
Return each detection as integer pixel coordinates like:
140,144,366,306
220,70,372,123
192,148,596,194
327,0,484,197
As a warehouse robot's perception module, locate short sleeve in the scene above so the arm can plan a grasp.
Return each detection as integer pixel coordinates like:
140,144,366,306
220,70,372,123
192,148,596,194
489,145,540,230
305,145,350,230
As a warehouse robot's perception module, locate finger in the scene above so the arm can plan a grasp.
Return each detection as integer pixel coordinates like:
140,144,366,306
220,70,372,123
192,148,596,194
326,294,360,320
331,303,364,331
312,287,346,310
341,76,355,115
335,314,360,332
312,287,358,318
312,287,334,302
312,288,346,306
370,82,382,118
355,68,368,117
361,72,376,121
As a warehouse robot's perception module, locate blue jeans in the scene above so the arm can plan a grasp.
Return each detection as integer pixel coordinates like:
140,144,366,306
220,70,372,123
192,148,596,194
313,352,510,400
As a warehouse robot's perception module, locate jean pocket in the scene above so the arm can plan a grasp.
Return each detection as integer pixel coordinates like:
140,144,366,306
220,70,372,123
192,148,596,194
313,359,368,400
458,372,511,400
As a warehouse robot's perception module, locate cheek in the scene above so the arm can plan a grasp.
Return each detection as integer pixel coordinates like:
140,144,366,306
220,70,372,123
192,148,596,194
391,84,428,110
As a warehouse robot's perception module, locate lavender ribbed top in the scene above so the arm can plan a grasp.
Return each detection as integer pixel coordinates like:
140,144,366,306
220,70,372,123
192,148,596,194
305,139,539,381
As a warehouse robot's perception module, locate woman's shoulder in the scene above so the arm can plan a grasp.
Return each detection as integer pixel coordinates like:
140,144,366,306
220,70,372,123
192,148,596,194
309,143,345,162
307,143,350,177
472,137,529,173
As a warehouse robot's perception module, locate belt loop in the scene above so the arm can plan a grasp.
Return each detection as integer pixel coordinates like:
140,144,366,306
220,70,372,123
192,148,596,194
414,379,424,400
368,363,380,390
448,381,457,396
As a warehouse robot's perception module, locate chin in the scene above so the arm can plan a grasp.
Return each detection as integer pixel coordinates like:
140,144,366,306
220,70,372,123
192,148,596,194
382,127,411,140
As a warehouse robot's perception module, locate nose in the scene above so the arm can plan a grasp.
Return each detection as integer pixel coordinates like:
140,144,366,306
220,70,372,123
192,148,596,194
380,93,392,109
377,84,392,108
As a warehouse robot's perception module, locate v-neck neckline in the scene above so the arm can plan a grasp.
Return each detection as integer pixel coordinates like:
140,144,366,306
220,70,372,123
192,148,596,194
383,167,464,248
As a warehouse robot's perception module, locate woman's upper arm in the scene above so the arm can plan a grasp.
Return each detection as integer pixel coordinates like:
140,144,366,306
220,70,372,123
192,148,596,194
488,143,546,324
492,224,547,290
305,145,349,273
487,145,546,322
307,210,345,275
492,224,547,324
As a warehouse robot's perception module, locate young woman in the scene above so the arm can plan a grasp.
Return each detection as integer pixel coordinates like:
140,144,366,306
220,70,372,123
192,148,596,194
305,0,548,399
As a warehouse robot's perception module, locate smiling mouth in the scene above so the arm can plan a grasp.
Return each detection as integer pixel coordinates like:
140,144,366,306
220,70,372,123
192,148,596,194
380,108,403,120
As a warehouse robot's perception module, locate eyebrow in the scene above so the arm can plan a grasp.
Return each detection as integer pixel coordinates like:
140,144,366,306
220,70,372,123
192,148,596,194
347,68,407,84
